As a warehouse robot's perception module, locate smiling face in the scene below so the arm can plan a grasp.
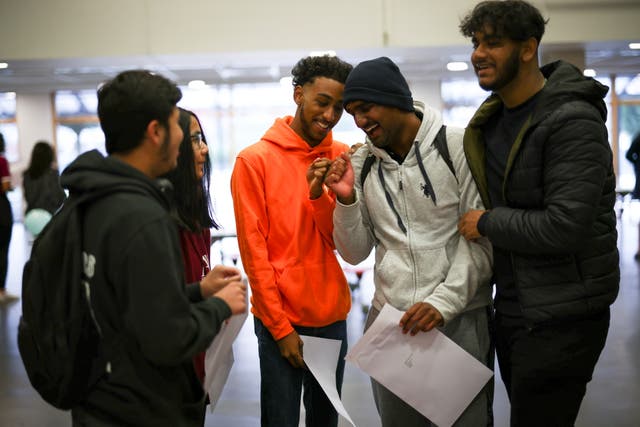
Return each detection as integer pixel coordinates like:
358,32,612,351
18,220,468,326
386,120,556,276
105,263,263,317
471,27,523,93
345,101,408,152
290,76,345,147
189,115,208,180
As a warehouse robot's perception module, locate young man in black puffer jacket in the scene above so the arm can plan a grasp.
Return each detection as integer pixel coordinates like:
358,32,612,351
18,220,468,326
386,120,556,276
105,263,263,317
457,1,619,426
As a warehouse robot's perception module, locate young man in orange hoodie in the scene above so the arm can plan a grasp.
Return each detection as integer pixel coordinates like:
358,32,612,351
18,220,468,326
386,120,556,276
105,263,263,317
230,55,353,427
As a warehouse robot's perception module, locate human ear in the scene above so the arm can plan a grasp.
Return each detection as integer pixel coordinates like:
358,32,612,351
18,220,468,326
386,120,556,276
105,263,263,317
145,119,163,145
293,85,303,106
521,37,538,63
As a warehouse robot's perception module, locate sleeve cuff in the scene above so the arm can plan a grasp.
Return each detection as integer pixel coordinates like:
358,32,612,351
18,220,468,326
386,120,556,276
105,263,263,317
477,211,490,236
185,282,203,302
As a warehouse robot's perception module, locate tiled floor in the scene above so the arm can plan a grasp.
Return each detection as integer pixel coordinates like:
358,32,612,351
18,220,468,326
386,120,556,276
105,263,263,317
1,201,640,426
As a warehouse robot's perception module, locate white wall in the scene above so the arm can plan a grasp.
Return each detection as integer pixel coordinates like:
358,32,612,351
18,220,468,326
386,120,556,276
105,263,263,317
14,94,55,180
1,0,637,61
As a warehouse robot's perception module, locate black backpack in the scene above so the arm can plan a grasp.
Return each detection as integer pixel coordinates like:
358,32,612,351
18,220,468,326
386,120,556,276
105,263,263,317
360,125,456,187
18,189,117,409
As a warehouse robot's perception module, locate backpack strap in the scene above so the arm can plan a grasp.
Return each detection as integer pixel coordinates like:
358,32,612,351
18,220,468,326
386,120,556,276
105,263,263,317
433,125,457,181
360,153,376,188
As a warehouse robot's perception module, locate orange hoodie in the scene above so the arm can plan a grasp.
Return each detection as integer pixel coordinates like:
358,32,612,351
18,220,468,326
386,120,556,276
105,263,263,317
231,116,351,340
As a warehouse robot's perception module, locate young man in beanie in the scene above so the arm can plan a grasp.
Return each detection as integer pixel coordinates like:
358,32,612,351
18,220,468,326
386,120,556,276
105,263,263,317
325,56,493,426
231,55,353,427
458,1,619,425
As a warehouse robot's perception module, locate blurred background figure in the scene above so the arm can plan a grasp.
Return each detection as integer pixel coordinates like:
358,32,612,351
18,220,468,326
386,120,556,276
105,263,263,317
0,132,17,302
626,131,640,200
625,131,640,260
22,141,66,236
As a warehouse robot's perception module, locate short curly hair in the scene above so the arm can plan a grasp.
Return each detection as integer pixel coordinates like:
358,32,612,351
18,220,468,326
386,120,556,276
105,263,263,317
459,0,548,44
291,55,353,87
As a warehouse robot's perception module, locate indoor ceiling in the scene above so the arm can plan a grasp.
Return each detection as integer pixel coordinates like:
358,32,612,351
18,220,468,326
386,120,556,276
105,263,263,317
1,40,639,94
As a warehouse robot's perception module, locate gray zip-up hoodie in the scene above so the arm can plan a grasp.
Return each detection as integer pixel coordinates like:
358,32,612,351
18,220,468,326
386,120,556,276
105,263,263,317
333,102,492,322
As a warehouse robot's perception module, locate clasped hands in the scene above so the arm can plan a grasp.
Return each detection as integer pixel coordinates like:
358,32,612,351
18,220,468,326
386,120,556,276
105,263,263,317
200,264,247,315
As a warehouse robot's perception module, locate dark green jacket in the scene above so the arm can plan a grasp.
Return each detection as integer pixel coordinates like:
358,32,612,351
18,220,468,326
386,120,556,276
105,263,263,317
464,60,619,326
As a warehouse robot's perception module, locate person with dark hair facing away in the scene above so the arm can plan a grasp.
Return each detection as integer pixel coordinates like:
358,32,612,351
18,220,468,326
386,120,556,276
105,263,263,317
626,131,640,260
0,132,17,303
163,107,232,423
325,56,493,427
626,131,640,200
231,55,353,427
23,140,66,215
458,1,619,425
63,70,247,426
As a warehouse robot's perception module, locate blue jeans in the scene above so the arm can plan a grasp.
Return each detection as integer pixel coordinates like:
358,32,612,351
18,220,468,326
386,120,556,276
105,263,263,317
254,317,347,427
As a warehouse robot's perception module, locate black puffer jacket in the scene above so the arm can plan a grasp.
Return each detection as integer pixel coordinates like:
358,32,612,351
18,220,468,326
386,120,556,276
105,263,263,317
464,60,619,326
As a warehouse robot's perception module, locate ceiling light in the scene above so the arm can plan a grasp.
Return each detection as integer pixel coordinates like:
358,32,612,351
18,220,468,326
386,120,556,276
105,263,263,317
583,69,596,77
188,80,206,89
0,62,8,69
446,62,469,72
629,43,640,50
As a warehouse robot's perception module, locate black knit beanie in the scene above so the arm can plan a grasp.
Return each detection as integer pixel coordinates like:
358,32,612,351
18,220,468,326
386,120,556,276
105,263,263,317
343,56,414,112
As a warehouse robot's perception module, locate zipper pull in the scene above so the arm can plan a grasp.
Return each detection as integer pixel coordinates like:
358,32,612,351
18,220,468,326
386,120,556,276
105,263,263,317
399,180,403,190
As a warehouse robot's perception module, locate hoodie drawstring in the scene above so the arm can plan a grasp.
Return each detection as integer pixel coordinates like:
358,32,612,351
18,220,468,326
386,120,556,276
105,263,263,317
414,140,437,204
377,161,407,234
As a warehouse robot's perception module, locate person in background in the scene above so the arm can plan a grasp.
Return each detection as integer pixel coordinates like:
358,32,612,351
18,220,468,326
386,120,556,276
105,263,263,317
163,107,240,424
23,140,66,216
325,56,493,426
625,131,640,199
0,132,17,303
230,55,353,427
64,70,247,426
458,1,619,425
626,131,640,260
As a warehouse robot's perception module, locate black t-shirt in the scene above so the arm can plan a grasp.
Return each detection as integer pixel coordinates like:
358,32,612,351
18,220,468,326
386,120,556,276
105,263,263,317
483,92,540,317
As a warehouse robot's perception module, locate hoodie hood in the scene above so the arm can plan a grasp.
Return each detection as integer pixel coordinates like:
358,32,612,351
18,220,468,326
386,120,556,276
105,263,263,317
260,116,338,159
538,60,609,122
60,149,172,208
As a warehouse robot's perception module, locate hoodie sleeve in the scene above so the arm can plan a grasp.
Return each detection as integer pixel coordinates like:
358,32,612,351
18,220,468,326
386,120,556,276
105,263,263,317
115,215,231,366
230,156,293,340
308,191,337,248
422,128,493,323
333,151,377,264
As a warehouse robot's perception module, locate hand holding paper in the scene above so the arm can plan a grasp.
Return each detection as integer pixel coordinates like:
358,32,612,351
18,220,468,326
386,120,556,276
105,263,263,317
346,304,493,427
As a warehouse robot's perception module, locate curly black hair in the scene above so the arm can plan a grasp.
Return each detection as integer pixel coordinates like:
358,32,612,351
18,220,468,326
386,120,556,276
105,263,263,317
291,55,353,87
459,0,548,44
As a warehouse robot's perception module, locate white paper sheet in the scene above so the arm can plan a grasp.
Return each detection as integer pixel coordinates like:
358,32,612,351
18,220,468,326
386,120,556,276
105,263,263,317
299,335,357,427
204,308,248,412
345,304,493,427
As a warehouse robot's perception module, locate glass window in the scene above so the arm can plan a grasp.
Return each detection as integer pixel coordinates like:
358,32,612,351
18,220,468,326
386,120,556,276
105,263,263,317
617,104,640,191
54,90,102,172
441,79,488,127
0,92,18,162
